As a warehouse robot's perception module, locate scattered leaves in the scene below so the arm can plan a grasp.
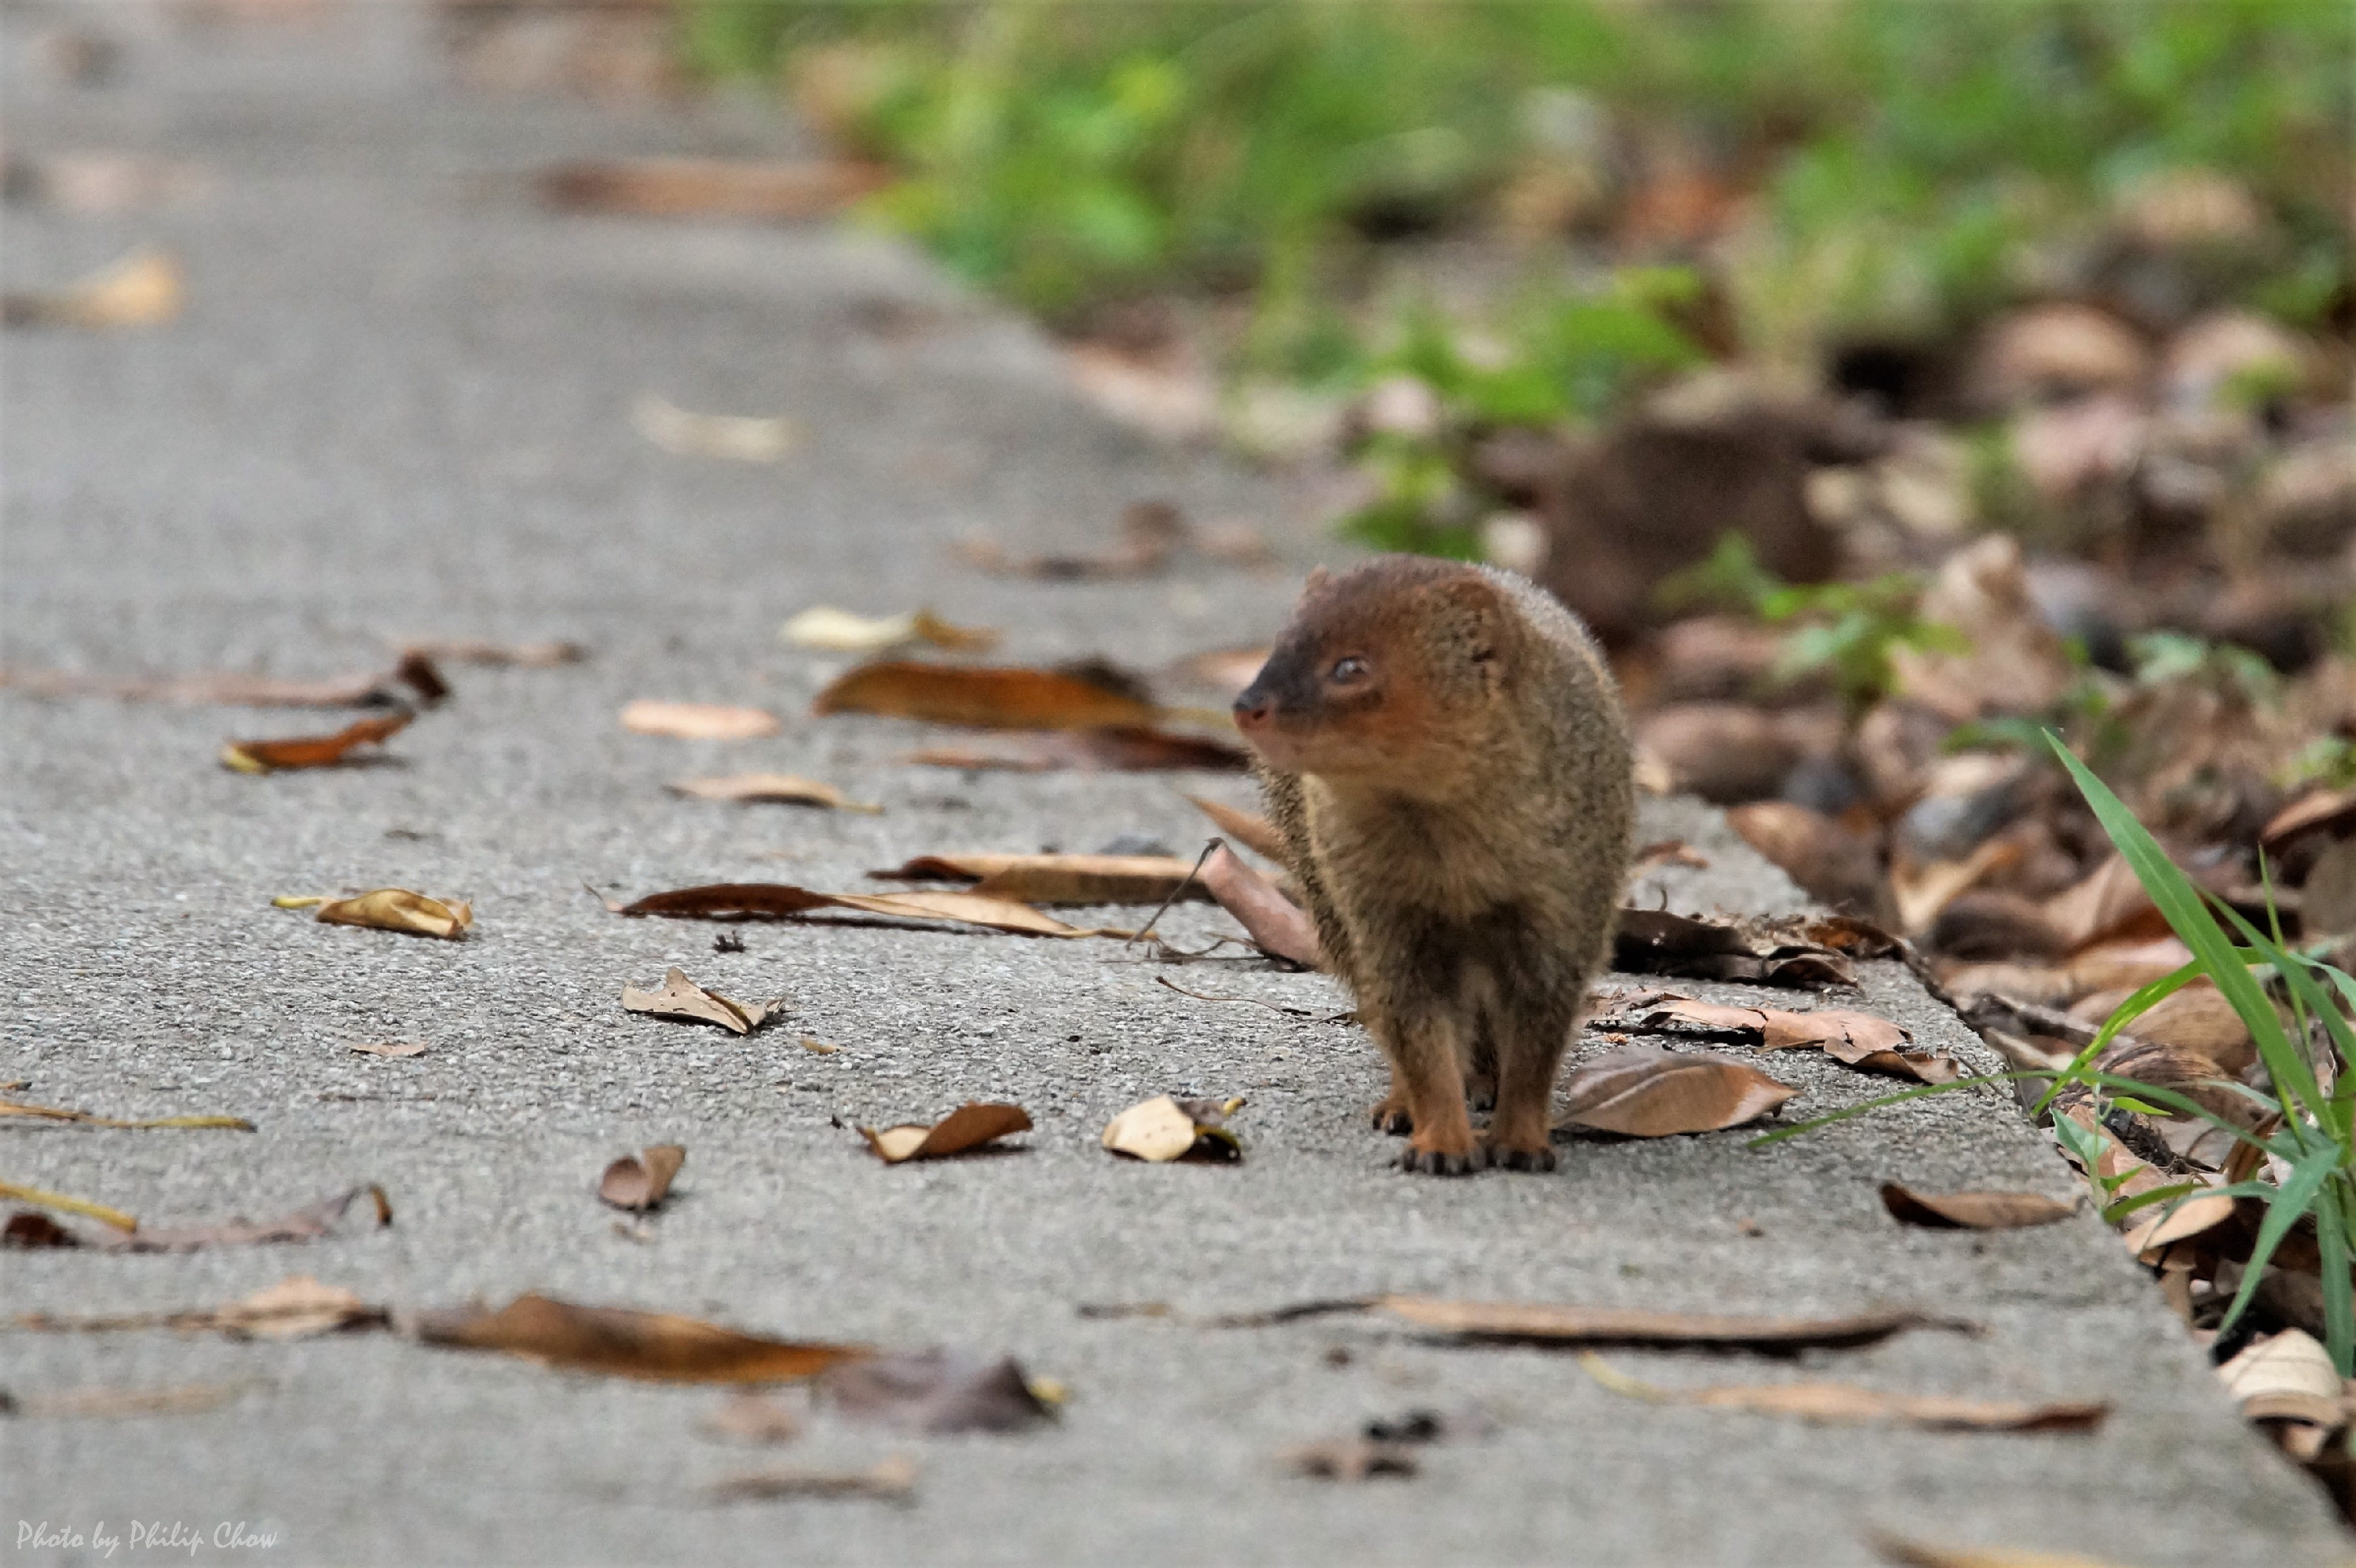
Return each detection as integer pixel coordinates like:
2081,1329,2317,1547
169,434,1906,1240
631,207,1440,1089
779,606,997,655
1102,1095,1244,1163
604,883,1126,939
599,1146,686,1212
221,711,411,773
707,1455,917,1504
1612,909,1858,988
668,774,878,812
11,1276,387,1342
2,246,183,328
1199,843,1322,967
412,1293,868,1383
823,1349,1056,1433
1579,1353,2105,1431
1557,1046,1798,1136
1609,997,1958,1084
620,700,780,740
621,969,781,1036
631,394,799,462
814,660,1157,731
1879,1183,2076,1230
873,853,1209,906
858,1102,1032,1164
287,888,472,941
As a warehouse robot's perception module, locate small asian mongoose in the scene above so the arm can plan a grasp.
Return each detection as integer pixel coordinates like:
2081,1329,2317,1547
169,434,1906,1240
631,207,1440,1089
1233,557,1633,1174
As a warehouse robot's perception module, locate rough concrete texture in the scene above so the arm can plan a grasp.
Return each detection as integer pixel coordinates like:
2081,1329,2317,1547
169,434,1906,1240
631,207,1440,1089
2,6,2346,1566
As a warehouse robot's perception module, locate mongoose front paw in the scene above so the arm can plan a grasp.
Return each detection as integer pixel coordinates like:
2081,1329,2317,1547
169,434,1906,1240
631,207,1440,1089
1398,1145,1477,1176
1479,1140,1557,1174
1369,1097,1413,1136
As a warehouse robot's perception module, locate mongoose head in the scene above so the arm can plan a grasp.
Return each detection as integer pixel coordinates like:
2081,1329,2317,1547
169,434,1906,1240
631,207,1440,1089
1233,557,1511,793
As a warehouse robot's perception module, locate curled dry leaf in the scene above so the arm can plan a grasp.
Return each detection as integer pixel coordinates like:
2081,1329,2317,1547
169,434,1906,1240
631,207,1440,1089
621,969,780,1036
86,1184,390,1254
599,1146,686,1212
1557,1046,1797,1137
858,1102,1032,1164
1182,795,1288,861
700,1391,803,1445
620,700,780,740
1879,1183,2076,1230
707,1454,917,1504
1579,1353,2105,1432
632,394,797,462
873,853,1209,907
2220,1329,2340,1409
779,606,997,655
1,649,448,708
540,156,884,219
604,883,1127,939
349,1040,426,1058
0,1098,253,1132
1282,1439,1419,1481
823,1348,1056,1434
1102,1095,1244,1164
905,726,1246,772
3,1212,82,1248
412,1293,868,1383
221,711,412,773
1615,998,1957,1084
1612,909,1858,989
814,660,1157,731
11,1276,387,1342
288,888,471,941
1199,844,1323,968
1378,1297,1958,1351
1,247,183,328
668,775,880,813
0,1180,137,1232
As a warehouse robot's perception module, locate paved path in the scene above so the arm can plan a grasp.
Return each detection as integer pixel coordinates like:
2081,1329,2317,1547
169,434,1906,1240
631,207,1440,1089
2,6,2344,1565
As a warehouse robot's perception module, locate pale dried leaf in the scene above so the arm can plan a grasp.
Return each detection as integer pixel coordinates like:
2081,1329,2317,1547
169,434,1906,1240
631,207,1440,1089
858,1102,1032,1164
621,969,778,1036
349,1040,426,1058
219,1277,383,1341
2,247,183,328
1199,844,1322,967
1874,1535,2130,1568
1102,1095,1242,1164
1380,1298,1954,1349
599,1146,686,1212
632,395,799,462
312,889,472,941
93,1184,390,1253
5,1383,247,1420
2220,1330,2340,1405
1880,1183,2076,1230
699,1391,803,1445
778,605,997,654
605,882,1125,939
1557,1046,1797,1136
668,774,879,813
620,700,780,740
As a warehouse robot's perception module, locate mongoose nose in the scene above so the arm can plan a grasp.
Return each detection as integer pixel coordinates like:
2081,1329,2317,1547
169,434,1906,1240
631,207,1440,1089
1233,692,1272,730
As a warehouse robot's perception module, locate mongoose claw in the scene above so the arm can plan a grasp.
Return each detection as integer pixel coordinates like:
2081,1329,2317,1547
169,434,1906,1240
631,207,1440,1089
1397,1146,1477,1177
1480,1142,1557,1174
1370,1102,1414,1136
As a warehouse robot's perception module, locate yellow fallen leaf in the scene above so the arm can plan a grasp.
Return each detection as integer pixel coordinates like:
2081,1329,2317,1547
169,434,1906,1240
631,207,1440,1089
1101,1095,1243,1163
2,246,183,328
632,394,798,462
0,1179,137,1232
309,889,471,941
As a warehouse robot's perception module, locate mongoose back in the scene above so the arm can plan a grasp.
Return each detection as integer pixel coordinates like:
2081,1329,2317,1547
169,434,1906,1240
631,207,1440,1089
1232,556,1633,1174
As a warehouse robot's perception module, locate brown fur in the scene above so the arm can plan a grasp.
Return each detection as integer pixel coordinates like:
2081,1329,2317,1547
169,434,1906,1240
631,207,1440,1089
1235,557,1634,1175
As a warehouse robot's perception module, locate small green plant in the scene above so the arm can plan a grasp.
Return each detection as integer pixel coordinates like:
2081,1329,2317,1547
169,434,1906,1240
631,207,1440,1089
1756,729,2356,1375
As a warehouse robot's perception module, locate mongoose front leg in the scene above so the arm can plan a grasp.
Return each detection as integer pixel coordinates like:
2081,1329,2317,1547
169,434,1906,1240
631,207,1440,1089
1383,1011,1478,1175
1369,1068,1414,1135
1481,1003,1575,1172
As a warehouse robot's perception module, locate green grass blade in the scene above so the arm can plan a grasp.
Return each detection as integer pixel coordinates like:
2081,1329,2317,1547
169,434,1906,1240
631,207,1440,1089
1743,1073,2036,1148
2219,1145,2337,1334
2317,1180,2354,1377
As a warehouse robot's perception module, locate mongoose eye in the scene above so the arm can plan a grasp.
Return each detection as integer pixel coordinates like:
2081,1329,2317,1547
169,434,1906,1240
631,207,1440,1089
1328,656,1369,684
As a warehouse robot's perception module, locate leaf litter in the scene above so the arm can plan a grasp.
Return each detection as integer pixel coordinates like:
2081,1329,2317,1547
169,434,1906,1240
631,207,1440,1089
9,1276,387,1341
1102,1095,1245,1163
411,1294,869,1383
668,775,880,813
1556,1046,1798,1137
858,1103,1032,1164
1604,996,1959,1084
1578,1353,2106,1432
278,889,472,941
0,1180,138,1231
1083,1296,1966,1350
873,853,1210,906
620,969,781,1035
220,711,412,773
814,660,1158,730
1879,1183,2076,1230
598,1146,686,1212
15,1185,391,1253
779,606,997,655
602,883,1131,939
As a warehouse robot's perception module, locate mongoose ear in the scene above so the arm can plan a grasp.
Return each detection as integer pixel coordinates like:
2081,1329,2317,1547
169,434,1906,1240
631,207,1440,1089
1433,573,1508,670
1301,565,1333,598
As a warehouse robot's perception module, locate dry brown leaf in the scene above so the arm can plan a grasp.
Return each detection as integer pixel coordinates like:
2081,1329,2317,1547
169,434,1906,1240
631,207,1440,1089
631,395,799,462
1282,1439,1419,1481
1611,909,1857,988
4,1383,247,1420
1102,1095,1245,1164
415,1293,867,1383
599,1146,686,1212
397,638,585,668
1199,843,1322,968
621,969,780,1036
1182,795,1288,861
905,726,1246,772
1879,1183,2076,1230
0,1098,253,1132
2119,1187,2239,1256
668,774,880,813
2222,1331,2341,1411
823,1349,1056,1433
1379,1297,1957,1350
2,247,183,328
707,1455,917,1504
1892,838,2021,937
2,1213,82,1248
9,1275,386,1341
872,853,1209,907
0,650,448,708
1873,1535,2131,1568
620,700,780,740
604,883,1126,939
540,156,884,218
858,1102,1032,1164
814,661,1156,730
1579,1353,2105,1431
2044,856,2164,950
86,1185,390,1253
1557,1046,1798,1136
221,711,412,773
699,1391,803,1445
349,1040,426,1058
298,888,471,941
778,606,997,655
1615,997,1958,1085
